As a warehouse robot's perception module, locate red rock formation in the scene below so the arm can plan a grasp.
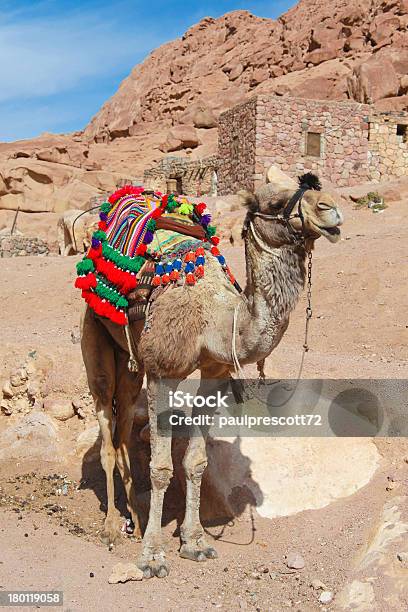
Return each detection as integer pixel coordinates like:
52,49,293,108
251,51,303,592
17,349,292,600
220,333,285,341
84,0,408,145
3,0,408,210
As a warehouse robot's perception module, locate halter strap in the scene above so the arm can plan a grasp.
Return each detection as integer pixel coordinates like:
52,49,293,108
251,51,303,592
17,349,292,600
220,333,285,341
283,186,308,219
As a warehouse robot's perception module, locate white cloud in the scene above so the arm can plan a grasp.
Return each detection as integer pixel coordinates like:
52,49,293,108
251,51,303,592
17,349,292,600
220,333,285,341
0,9,155,102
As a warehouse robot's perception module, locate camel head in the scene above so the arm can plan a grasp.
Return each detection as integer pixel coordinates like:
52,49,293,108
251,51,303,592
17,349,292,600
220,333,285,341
241,173,344,247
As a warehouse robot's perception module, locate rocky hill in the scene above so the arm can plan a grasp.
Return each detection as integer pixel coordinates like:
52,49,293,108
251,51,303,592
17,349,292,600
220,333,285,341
2,0,408,216
85,0,408,143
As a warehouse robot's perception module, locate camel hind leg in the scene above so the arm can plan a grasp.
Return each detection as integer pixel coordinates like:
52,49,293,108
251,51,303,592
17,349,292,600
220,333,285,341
81,306,121,545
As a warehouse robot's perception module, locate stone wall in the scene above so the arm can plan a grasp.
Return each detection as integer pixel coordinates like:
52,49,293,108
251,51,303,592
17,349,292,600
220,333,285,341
144,155,218,196
217,98,257,194
0,234,49,257
367,112,408,181
218,95,408,193
255,96,372,189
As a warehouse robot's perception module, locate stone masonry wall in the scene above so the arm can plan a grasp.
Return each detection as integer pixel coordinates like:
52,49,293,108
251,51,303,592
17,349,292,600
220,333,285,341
144,156,218,196
0,234,49,258
368,113,408,181
217,98,257,194
255,96,372,189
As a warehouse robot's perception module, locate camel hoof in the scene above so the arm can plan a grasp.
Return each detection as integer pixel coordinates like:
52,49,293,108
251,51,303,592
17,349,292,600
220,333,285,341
179,545,207,562
100,525,121,546
203,547,218,559
155,564,170,578
139,565,154,579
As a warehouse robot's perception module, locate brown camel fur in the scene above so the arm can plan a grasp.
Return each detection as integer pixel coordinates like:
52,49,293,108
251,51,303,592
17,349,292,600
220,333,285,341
80,182,343,577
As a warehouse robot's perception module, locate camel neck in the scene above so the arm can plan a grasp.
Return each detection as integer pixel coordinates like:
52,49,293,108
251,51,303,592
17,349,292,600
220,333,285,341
240,222,307,360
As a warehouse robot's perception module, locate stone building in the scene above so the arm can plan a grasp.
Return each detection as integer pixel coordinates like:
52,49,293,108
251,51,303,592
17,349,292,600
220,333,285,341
143,155,218,196
217,95,408,192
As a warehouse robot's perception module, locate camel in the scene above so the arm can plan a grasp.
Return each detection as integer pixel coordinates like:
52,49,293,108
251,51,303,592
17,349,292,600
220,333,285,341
80,174,343,578
58,209,98,255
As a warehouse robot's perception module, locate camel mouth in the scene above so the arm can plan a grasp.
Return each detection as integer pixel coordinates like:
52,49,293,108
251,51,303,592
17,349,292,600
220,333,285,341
314,224,341,243
321,226,340,236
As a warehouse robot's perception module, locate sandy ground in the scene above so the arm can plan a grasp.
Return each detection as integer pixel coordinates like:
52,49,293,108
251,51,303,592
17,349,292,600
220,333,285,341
0,197,408,610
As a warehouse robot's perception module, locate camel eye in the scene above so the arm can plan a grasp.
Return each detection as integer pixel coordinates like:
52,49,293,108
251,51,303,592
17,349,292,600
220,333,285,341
317,203,332,211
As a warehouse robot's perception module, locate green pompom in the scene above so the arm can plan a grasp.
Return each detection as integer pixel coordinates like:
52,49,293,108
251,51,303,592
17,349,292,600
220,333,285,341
100,202,111,214
166,200,178,212
207,225,216,237
146,218,157,232
93,230,107,242
76,258,94,275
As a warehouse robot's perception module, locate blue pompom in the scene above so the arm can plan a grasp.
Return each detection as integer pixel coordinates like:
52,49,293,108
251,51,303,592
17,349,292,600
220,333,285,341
156,263,164,275
217,255,226,266
173,259,182,271
165,263,173,273
185,262,195,273
196,255,205,265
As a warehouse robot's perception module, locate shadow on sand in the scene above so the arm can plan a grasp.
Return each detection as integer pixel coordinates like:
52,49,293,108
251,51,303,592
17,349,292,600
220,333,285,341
80,418,263,542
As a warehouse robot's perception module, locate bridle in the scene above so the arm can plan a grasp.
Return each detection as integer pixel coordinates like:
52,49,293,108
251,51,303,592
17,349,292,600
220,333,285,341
244,182,314,248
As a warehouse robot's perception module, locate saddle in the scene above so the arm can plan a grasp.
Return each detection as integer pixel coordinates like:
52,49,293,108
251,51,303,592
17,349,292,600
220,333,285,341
127,217,205,322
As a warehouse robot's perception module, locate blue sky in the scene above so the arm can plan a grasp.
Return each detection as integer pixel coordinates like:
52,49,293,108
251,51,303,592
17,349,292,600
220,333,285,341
0,0,294,142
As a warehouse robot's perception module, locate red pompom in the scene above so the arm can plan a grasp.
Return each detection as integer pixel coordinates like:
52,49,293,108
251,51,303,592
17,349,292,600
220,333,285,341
169,270,179,281
87,244,102,261
210,246,220,256
136,243,147,256
108,185,144,204
184,251,195,263
195,203,206,215
161,273,170,285
195,247,205,257
186,273,196,285
195,265,204,278
152,275,161,287
98,221,107,231
75,273,97,290
211,236,220,246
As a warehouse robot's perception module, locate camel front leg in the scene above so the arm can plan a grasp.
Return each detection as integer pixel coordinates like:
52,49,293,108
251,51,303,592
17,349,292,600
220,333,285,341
138,375,173,578
179,364,229,562
180,434,217,561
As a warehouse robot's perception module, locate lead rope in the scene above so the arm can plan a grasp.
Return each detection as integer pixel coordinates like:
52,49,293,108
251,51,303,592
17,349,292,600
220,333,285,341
124,324,138,372
232,249,313,396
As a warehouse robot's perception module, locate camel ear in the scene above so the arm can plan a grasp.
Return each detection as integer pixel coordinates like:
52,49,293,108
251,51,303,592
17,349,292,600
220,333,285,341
237,190,259,213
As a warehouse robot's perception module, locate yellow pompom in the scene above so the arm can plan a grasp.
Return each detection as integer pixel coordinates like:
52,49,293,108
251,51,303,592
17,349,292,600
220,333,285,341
178,203,194,216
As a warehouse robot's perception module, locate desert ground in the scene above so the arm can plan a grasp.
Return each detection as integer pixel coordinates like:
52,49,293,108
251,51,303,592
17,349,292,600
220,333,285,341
0,191,407,611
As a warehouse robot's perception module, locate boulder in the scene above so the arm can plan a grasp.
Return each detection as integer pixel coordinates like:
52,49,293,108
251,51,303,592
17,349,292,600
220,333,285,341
159,125,201,152
266,165,298,190
108,562,143,584
348,56,400,102
0,411,58,461
43,398,75,421
227,63,244,81
203,437,379,520
250,67,270,87
305,43,344,66
375,94,408,111
76,424,101,461
192,107,217,129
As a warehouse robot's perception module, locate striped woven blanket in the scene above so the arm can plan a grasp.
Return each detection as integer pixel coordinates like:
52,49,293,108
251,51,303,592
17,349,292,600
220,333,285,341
75,186,237,325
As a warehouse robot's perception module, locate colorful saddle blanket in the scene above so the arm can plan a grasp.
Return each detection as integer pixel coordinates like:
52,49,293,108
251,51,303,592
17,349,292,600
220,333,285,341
75,185,237,325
